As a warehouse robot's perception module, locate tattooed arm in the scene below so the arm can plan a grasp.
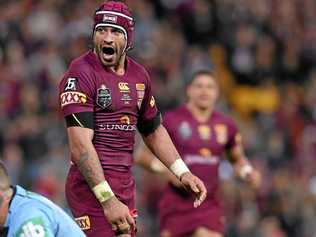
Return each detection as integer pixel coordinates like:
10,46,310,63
66,127,135,233
67,127,104,188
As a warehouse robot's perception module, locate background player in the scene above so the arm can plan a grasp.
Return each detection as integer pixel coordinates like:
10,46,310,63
136,70,261,237
0,161,85,237
58,1,207,236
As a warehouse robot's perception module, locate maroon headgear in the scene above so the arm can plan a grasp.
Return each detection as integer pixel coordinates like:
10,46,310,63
93,1,135,52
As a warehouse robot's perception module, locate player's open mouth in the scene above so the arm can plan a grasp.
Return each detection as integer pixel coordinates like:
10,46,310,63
102,47,115,55
102,47,115,61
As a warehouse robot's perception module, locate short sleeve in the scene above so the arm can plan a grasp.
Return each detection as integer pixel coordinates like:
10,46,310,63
162,112,173,133
59,65,95,117
10,208,55,237
138,70,159,122
225,118,241,150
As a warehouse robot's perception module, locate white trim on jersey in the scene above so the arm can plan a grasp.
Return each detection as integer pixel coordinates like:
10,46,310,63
95,10,133,21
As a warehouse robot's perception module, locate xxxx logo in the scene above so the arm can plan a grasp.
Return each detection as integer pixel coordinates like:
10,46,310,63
75,215,91,230
60,91,87,107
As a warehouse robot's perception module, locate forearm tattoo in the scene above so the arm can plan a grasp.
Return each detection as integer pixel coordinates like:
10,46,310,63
76,152,97,188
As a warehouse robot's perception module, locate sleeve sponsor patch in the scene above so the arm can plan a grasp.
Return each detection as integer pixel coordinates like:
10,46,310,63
74,215,91,230
60,91,87,107
15,217,48,237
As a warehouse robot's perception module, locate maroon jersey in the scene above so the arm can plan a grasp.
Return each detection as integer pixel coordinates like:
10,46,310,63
159,105,240,236
59,51,158,171
164,105,239,199
59,51,158,236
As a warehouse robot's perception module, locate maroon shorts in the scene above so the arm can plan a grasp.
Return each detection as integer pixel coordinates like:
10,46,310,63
159,185,224,237
66,165,137,237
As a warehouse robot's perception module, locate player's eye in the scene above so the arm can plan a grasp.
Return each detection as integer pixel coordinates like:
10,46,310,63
112,28,123,35
96,27,105,33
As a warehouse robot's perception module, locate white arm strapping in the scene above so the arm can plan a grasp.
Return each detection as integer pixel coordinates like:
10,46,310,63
92,181,115,203
170,159,190,179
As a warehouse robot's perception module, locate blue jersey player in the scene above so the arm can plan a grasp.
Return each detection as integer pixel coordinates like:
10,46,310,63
0,162,85,237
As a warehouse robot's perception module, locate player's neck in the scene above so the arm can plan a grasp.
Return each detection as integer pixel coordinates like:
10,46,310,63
186,103,213,123
109,54,126,76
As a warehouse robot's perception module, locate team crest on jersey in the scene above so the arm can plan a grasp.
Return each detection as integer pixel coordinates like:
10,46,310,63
97,84,111,109
178,121,192,139
75,215,91,230
214,124,228,144
198,125,211,140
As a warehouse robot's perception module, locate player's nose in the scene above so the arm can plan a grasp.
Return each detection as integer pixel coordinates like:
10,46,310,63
101,29,114,44
103,33,114,44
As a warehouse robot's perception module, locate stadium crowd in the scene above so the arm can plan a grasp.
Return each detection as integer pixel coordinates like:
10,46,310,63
0,0,315,236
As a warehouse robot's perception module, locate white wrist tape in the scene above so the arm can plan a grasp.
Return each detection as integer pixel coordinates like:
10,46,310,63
170,159,190,179
92,181,115,203
239,164,253,179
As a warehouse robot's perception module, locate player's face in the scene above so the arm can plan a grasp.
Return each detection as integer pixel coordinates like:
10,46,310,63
93,26,126,67
187,74,219,110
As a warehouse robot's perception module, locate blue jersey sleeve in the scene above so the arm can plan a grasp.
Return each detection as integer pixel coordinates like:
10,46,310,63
8,204,85,237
